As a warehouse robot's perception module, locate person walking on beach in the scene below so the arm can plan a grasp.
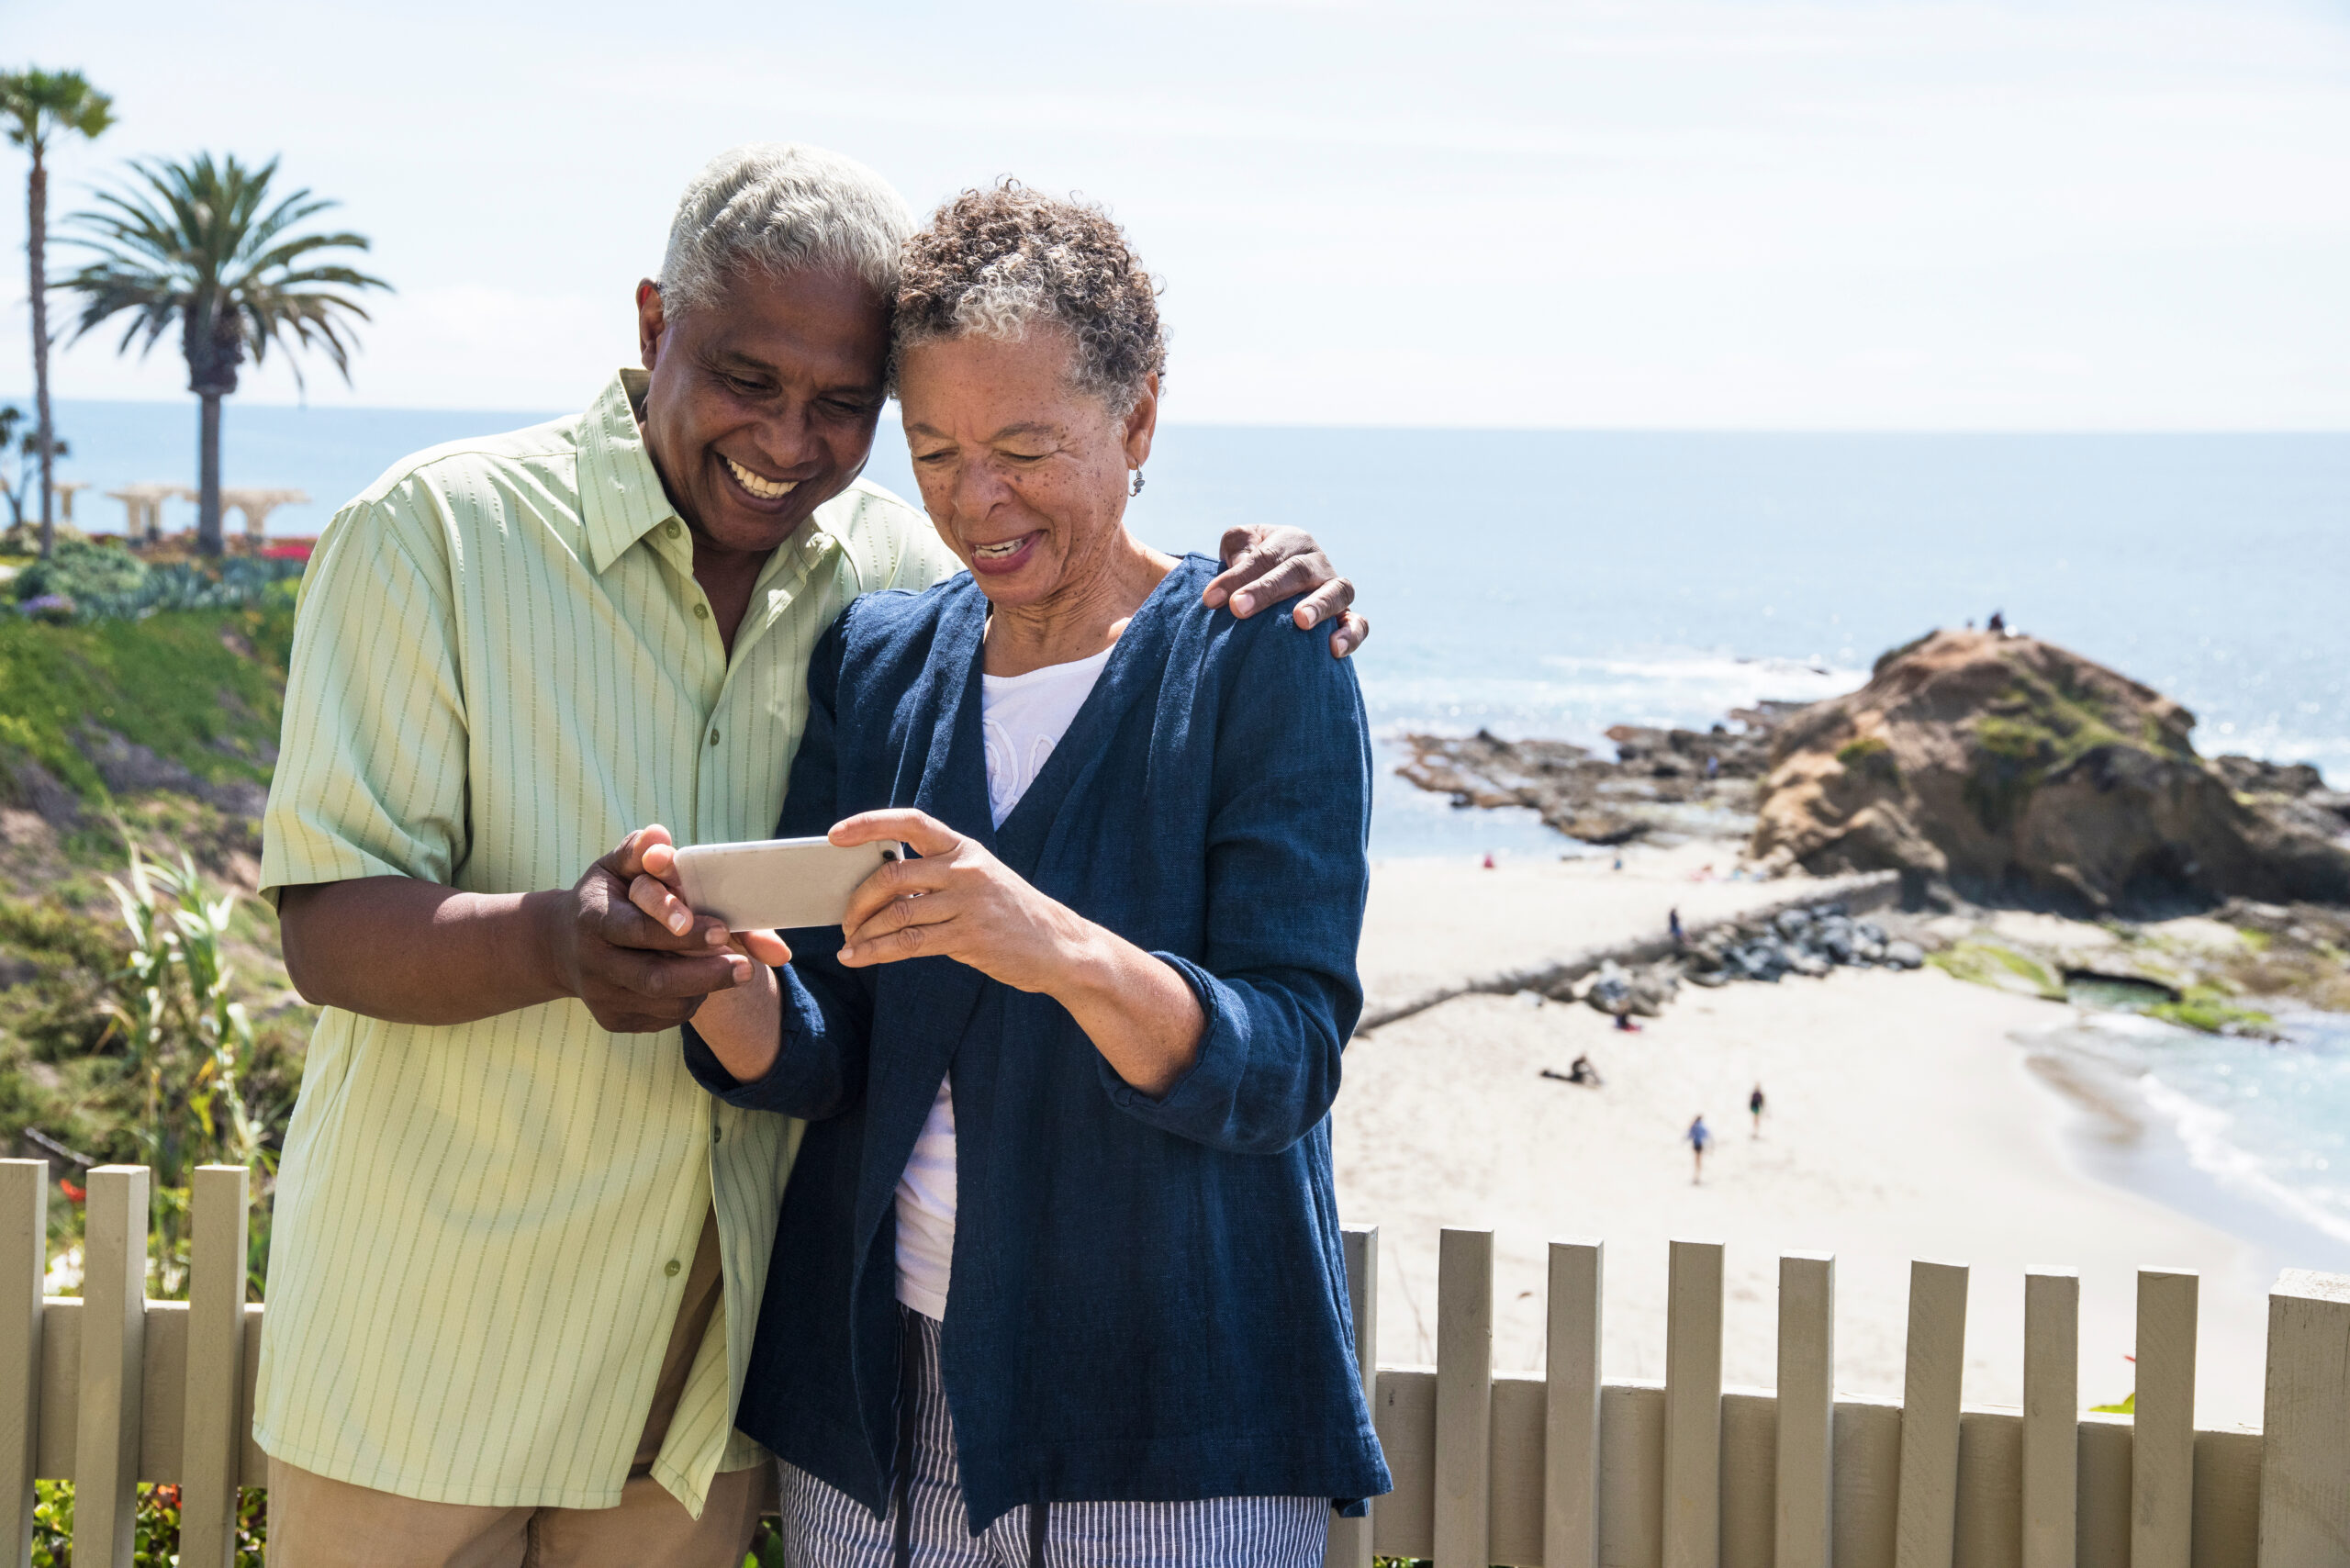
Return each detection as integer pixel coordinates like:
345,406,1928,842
253,144,1367,1568
1750,1083,1766,1137
1684,1114,1711,1183
1669,906,1684,947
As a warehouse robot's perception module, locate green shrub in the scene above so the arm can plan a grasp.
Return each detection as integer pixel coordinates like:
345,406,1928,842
30,1479,266,1566
13,537,147,606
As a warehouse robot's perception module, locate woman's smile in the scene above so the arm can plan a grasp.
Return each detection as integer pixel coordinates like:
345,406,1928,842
968,531,1042,574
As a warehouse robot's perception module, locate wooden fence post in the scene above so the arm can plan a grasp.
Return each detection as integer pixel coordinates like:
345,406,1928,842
2021,1267,2078,1568
1434,1227,1494,1568
2133,1268,2198,1568
0,1161,46,1568
1894,1260,1967,1568
1325,1226,1377,1568
180,1167,251,1568
1545,1239,1604,1568
1774,1252,1834,1568
2257,1269,2350,1566
75,1166,148,1568
1662,1238,1724,1568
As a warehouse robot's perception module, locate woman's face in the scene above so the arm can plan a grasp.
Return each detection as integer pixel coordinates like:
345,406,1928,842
897,324,1156,611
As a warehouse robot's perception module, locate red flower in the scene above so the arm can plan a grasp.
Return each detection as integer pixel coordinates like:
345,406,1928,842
58,1178,85,1204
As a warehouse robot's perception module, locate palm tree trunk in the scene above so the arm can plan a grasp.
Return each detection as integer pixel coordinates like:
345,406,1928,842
196,392,224,557
27,150,56,557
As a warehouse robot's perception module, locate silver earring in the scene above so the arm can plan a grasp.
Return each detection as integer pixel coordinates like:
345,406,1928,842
1131,470,1146,497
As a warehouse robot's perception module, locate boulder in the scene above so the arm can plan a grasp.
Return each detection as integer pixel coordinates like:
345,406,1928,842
1749,631,2350,914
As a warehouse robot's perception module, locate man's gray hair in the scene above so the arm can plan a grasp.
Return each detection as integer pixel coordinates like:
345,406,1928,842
658,143,915,314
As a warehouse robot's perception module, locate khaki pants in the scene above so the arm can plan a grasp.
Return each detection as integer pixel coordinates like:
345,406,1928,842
266,1213,768,1568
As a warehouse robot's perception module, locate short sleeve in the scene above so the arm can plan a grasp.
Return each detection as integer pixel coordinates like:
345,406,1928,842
259,491,469,902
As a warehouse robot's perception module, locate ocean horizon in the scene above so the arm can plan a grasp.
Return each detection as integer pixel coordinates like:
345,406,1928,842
29,397,2349,786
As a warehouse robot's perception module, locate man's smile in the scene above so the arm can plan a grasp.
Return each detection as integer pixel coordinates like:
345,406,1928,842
722,454,799,501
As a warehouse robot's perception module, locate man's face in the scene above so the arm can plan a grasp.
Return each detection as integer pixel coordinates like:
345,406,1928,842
634,265,892,556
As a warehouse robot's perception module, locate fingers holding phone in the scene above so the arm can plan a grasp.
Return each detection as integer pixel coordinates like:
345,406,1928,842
547,826,761,1035
632,840,793,968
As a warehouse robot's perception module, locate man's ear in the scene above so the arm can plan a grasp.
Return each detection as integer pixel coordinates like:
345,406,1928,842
1123,373,1159,470
635,280,667,371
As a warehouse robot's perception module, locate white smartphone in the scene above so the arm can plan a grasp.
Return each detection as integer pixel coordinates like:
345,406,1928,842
671,835,904,932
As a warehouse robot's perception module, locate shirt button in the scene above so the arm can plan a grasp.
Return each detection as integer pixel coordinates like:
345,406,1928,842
708,729,721,747
693,602,710,621
665,1259,682,1278
664,521,682,539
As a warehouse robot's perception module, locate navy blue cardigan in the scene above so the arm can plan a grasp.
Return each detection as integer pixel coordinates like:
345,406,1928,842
683,554,1390,1531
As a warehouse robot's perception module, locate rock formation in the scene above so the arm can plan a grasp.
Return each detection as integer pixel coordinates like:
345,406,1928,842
1396,708,1793,846
1749,630,2350,913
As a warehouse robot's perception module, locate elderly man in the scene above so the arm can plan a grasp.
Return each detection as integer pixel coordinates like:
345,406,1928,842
256,143,1365,1568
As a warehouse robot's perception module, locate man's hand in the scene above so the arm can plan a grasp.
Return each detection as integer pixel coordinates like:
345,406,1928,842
547,825,759,1034
1200,524,1370,657
620,836,793,1078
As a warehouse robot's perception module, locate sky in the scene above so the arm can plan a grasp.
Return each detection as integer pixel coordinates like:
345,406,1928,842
6,0,2348,429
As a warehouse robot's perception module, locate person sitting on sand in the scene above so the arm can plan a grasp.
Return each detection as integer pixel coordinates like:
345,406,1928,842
1685,1114,1711,1182
641,182,1388,1564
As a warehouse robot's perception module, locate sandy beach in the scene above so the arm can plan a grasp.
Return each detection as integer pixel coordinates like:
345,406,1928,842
1339,847,2287,1428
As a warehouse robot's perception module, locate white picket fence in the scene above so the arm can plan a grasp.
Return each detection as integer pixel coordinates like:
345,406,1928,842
4,1159,2347,1567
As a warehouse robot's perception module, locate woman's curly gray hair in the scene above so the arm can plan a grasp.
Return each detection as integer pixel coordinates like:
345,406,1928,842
893,182,1166,417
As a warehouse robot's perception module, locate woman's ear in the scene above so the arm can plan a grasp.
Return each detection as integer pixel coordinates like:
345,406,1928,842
1123,374,1159,471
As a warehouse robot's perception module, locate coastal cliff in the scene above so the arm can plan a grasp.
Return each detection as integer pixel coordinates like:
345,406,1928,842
1750,630,2350,913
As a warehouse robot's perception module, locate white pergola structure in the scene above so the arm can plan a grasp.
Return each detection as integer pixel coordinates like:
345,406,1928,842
106,484,189,543
218,487,310,546
54,482,91,523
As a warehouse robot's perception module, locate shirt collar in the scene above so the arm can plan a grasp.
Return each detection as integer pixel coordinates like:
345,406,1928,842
577,368,680,575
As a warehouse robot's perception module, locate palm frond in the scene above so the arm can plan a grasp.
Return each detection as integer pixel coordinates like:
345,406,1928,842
52,151,392,395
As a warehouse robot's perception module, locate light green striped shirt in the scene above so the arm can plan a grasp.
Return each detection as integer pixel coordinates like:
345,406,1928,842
255,370,957,1514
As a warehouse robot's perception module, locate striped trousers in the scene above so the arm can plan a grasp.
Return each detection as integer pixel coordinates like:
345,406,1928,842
776,1307,1330,1567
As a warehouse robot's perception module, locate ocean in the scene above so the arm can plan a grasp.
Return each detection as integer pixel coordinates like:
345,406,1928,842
33,397,2350,1262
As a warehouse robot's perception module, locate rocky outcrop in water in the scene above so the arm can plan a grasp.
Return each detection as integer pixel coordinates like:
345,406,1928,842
1749,630,2350,914
1396,705,1801,846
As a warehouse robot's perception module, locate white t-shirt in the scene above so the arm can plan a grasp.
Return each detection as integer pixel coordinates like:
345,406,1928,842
894,644,1114,1319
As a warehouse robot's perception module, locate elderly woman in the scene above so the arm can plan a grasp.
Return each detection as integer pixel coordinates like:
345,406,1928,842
641,184,1386,1566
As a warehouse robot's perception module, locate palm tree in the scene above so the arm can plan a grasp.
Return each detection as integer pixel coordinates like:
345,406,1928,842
0,68,115,558
58,152,388,556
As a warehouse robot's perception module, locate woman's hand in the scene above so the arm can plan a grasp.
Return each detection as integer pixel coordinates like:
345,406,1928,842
830,810,1206,1095
829,810,1084,990
626,832,793,1082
